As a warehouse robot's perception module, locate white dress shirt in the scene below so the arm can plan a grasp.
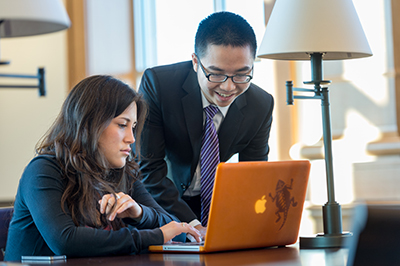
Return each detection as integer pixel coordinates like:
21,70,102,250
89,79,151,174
185,92,231,227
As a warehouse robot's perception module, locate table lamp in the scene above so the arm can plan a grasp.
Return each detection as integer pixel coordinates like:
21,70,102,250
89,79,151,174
0,0,70,96
257,0,372,248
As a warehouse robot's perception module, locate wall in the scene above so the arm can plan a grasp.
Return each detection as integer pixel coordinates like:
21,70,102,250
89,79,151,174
0,31,68,202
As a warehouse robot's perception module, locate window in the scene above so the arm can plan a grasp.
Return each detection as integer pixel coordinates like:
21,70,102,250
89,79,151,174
133,0,265,70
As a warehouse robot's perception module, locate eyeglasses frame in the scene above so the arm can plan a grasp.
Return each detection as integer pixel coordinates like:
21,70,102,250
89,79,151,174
196,55,253,84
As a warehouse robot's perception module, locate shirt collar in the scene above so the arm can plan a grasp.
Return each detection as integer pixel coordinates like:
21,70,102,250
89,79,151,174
200,91,230,118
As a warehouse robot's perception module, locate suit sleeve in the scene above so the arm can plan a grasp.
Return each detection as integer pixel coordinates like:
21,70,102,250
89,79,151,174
137,68,198,223
124,181,186,243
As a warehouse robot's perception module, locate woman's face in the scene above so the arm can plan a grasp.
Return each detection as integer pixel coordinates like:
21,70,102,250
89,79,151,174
98,102,137,169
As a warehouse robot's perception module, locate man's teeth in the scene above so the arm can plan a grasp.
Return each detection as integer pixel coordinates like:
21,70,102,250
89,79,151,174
217,92,232,97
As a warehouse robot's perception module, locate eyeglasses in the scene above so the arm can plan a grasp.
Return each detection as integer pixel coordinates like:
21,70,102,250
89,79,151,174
196,56,253,84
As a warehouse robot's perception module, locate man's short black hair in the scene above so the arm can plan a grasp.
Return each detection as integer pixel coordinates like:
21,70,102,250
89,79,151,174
194,11,257,59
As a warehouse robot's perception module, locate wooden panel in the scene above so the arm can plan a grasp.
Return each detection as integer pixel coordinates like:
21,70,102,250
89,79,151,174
66,0,138,90
66,0,88,90
391,0,400,136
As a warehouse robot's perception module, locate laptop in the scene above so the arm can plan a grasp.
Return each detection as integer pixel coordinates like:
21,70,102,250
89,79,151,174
149,160,311,253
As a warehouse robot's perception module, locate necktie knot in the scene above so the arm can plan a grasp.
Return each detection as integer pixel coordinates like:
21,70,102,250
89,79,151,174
204,105,219,120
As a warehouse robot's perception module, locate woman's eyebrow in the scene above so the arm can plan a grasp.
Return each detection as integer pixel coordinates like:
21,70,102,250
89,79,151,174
118,117,131,122
117,117,137,124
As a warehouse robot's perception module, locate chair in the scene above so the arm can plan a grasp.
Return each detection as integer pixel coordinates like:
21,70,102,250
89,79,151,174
346,204,400,266
0,207,13,261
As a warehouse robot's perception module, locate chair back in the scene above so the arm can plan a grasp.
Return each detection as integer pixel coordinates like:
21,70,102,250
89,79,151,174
0,207,13,261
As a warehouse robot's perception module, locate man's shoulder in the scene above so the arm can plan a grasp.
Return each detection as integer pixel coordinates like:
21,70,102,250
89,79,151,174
145,61,193,74
247,82,273,101
235,83,274,115
141,61,194,88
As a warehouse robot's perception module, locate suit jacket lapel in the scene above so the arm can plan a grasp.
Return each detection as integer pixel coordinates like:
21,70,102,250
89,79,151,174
218,93,246,161
181,70,203,164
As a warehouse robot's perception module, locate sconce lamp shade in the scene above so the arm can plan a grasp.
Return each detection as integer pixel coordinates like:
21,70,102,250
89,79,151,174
257,0,372,60
0,0,70,38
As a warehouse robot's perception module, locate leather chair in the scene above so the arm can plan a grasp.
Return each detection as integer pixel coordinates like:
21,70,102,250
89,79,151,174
0,207,13,261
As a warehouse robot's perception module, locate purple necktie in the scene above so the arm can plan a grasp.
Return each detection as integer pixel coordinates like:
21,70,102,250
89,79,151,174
200,105,220,226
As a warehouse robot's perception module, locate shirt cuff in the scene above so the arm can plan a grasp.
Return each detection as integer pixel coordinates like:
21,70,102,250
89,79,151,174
189,219,201,227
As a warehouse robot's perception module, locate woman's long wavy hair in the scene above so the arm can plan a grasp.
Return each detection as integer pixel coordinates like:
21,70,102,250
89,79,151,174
36,75,147,229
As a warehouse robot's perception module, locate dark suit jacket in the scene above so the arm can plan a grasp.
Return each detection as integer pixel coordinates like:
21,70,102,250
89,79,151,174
137,61,274,223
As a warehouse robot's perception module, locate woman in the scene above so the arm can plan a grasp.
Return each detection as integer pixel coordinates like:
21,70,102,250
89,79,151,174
5,75,200,261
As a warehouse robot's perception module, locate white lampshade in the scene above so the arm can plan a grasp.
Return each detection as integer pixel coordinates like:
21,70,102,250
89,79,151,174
257,0,372,60
0,0,70,38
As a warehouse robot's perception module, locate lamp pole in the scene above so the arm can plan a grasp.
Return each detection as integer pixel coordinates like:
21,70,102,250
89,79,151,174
287,53,351,248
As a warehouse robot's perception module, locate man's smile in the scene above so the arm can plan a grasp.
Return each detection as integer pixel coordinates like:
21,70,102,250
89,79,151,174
215,91,234,98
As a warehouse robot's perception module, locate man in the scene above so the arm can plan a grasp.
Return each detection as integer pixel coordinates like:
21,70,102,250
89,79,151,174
137,11,274,238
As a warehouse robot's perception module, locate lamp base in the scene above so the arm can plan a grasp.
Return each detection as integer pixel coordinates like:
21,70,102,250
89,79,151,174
300,232,352,249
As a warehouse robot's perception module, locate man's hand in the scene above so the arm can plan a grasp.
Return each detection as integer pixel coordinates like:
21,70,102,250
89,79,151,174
194,224,207,239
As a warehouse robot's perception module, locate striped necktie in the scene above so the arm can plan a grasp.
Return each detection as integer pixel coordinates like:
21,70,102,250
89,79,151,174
200,105,220,226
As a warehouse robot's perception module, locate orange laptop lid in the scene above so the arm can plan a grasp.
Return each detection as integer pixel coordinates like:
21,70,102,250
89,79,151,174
149,160,310,253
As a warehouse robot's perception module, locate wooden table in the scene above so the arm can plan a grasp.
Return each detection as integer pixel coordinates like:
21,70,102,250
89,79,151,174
13,245,349,266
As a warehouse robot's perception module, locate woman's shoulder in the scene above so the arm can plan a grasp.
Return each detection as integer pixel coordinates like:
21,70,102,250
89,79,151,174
24,154,64,178
18,154,66,195
28,154,60,167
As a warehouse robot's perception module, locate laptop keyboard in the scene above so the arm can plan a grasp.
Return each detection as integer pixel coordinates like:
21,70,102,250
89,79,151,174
170,241,205,246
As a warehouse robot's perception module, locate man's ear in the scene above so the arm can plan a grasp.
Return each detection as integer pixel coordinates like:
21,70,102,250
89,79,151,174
191,53,198,72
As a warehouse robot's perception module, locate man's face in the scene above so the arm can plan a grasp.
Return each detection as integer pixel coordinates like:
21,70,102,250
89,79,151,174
192,44,254,107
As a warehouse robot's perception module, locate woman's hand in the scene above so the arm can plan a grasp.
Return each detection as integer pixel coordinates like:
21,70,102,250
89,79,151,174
160,221,202,243
99,192,142,221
